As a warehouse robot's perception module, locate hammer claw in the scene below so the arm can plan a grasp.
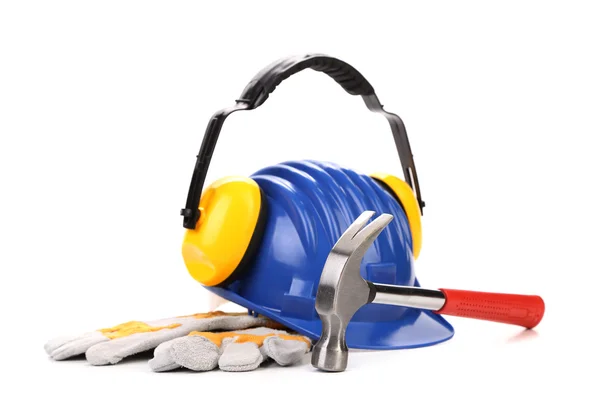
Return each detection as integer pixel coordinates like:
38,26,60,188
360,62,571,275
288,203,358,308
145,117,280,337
351,213,394,251
330,211,393,257
334,210,376,249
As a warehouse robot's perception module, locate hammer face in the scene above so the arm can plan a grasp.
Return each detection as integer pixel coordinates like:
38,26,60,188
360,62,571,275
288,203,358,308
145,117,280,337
311,316,348,372
312,211,394,372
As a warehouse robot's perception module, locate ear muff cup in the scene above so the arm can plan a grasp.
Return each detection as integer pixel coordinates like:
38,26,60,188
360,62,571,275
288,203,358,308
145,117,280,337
371,173,423,260
182,176,267,287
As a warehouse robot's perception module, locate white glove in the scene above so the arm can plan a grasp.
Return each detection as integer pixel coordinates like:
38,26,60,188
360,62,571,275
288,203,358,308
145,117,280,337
44,311,273,366
150,326,312,372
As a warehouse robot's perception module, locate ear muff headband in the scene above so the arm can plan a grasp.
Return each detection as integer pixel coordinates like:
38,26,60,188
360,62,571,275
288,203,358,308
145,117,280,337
180,53,426,231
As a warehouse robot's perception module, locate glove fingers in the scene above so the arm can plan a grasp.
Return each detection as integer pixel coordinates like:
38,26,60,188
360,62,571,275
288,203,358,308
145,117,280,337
85,326,191,365
219,341,264,372
150,336,220,372
44,335,80,355
45,332,108,361
147,340,180,372
262,336,310,366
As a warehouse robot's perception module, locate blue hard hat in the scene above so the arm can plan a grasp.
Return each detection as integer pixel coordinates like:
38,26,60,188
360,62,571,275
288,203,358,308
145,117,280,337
203,160,454,350
179,54,455,350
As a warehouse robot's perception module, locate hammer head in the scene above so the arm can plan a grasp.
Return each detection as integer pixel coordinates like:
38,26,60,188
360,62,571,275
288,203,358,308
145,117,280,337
311,210,394,372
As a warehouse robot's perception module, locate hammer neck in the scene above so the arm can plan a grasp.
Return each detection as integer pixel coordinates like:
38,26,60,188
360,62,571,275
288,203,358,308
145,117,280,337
370,283,446,311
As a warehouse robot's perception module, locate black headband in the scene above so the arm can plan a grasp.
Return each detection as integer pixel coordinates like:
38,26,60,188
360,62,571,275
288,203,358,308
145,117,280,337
181,54,425,229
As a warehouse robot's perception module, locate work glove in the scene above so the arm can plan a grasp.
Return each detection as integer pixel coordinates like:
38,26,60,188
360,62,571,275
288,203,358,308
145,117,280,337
44,311,310,370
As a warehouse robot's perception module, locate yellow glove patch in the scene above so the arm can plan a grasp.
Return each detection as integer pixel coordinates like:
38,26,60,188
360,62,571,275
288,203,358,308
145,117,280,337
176,311,248,319
97,311,250,340
99,321,182,339
188,330,312,347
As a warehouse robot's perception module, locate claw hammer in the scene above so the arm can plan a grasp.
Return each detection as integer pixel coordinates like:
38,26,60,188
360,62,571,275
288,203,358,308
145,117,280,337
311,211,545,372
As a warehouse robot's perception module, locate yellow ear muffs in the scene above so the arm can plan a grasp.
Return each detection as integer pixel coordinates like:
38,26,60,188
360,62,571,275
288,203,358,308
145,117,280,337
182,176,266,287
371,173,423,260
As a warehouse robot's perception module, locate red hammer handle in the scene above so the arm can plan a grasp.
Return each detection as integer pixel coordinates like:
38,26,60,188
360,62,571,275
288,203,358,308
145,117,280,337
434,289,545,329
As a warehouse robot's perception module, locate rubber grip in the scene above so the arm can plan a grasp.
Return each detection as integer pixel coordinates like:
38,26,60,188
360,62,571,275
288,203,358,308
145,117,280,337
238,54,375,109
435,289,545,329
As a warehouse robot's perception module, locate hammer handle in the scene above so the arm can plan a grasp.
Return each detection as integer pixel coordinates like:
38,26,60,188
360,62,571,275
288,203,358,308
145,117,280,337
435,289,545,329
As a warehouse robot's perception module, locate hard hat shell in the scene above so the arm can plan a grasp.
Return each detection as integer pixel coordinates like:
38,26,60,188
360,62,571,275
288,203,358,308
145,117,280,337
204,160,454,349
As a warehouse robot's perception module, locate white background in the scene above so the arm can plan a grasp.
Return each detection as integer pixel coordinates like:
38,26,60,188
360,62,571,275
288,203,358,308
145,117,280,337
1,1,599,399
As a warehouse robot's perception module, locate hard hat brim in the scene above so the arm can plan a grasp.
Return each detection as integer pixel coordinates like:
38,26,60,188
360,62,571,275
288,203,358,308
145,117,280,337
205,285,454,350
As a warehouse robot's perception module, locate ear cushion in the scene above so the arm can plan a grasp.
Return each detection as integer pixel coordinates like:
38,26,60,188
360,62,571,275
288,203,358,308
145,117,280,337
370,173,423,260
182,176,266,287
